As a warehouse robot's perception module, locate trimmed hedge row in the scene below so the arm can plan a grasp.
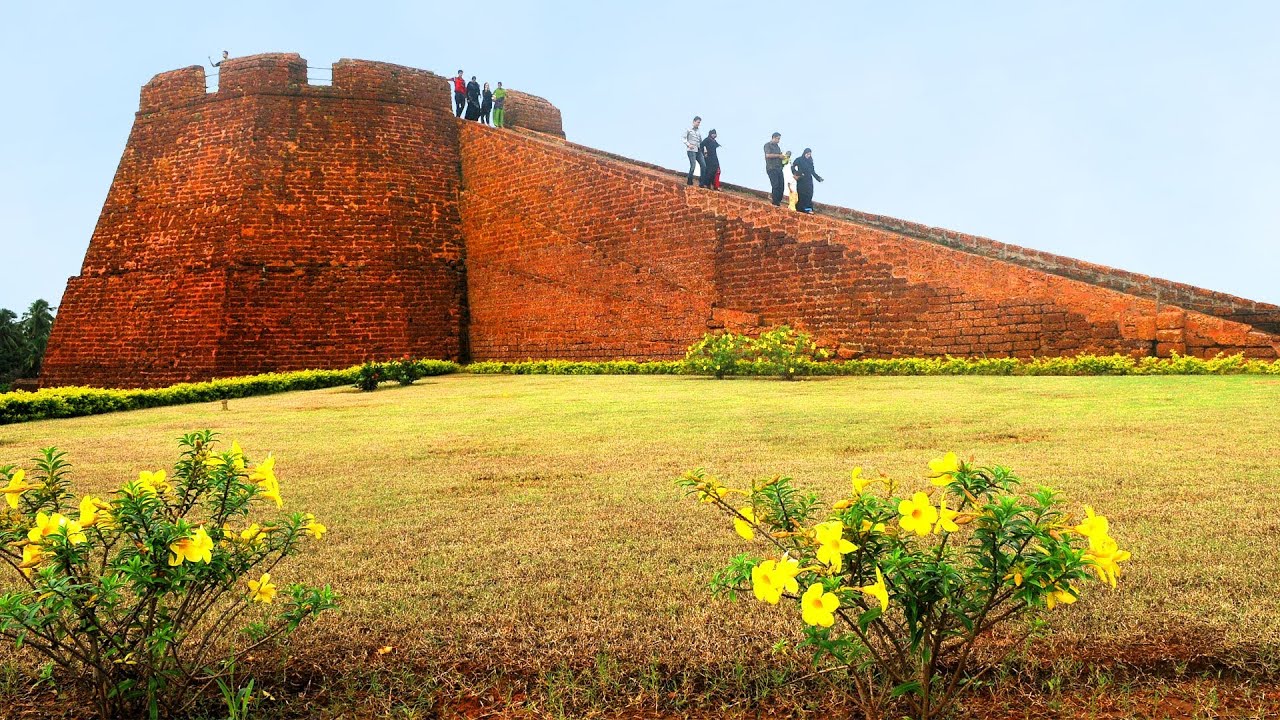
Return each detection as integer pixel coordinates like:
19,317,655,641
0,360,459,425
3,353,1277,426
465,359,686,375
463,353,1280,377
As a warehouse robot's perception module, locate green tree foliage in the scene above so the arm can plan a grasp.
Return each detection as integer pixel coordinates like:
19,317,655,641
0,299,57,385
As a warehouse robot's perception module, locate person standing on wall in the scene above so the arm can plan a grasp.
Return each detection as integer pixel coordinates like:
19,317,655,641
699,130,722,190
208,50,229,68
452,70,467,117
465,76,482,121
492,82,507,127
764,132,787,205
480,82,494,125
683,116,704,186
788,163,800,211
791,147,825,213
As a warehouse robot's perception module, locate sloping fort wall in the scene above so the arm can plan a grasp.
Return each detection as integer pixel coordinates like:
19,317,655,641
457,124,1278,361
40,54,1278,388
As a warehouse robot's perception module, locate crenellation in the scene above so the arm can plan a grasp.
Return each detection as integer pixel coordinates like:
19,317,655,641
215,52,307,96
139,66,206,113
503,90,565,137
331,59,448,107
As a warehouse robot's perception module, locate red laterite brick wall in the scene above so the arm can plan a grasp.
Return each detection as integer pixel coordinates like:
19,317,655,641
43,55,474,387
457,125,1279,362
41,54,1277,388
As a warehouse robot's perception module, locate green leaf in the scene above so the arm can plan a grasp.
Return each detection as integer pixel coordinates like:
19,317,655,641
891,680,922,698
857,607,882,632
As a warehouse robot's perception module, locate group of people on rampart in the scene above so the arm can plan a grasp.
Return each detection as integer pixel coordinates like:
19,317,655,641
683,117,825,213
452,70,507,127
209,53,818,209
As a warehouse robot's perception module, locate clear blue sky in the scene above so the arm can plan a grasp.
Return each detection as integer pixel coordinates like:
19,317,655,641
3,0,1278,314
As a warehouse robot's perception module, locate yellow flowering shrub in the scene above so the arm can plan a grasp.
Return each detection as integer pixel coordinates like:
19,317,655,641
680,456,1131,720
0,431,337,719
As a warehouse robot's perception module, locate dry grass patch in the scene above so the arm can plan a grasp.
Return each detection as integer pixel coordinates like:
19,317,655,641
1,374,1278,714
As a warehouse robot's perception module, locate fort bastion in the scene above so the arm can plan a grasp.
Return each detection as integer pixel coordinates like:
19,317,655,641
40,53,1280,388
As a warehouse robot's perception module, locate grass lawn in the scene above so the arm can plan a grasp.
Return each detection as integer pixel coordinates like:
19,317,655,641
2,374,1279,718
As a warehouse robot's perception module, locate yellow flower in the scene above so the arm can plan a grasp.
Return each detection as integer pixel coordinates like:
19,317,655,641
240,523,266,547
697,475,743,504
1003,566,1025,587
751,557,800,604
928,452,961,486
20,543,44,577
168,528,214,566
206,442,246,471
933,496,960,534
801,583,840,627
303,513,327,540
851,467,871,495
733,507,755,541
78,495,103,527
1073,506,1109,539
859,566,889,612
699,486,728,503
248,573,277,603
142,469,169,493
249,454,275,485
3,470,36,509
897,493,939,536
65,519,86,544
125,469,167,496
858,519,886,535
812,520,856,572
27,512,85,545
1084,534,1131,589
256,476,283,508
1045,584,1079,610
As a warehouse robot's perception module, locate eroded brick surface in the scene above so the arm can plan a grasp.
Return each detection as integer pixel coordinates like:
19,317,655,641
458,124,1280,362
41,54,1279,389
44,55,469,388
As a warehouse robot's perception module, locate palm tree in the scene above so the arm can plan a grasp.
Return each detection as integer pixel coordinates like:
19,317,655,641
19,300,56,378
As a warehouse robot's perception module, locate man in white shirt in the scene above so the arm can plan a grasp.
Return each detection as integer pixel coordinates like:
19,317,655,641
682,116,704,186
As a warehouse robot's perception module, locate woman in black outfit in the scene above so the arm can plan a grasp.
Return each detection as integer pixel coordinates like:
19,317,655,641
480,83,493,125
698,130,721,189
465,76,482,121
791,148,825,213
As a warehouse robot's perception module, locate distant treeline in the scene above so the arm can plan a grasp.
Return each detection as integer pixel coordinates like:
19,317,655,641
0,300,55,391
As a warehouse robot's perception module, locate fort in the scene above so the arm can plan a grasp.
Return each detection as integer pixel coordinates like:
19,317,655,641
41,53,1280,388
